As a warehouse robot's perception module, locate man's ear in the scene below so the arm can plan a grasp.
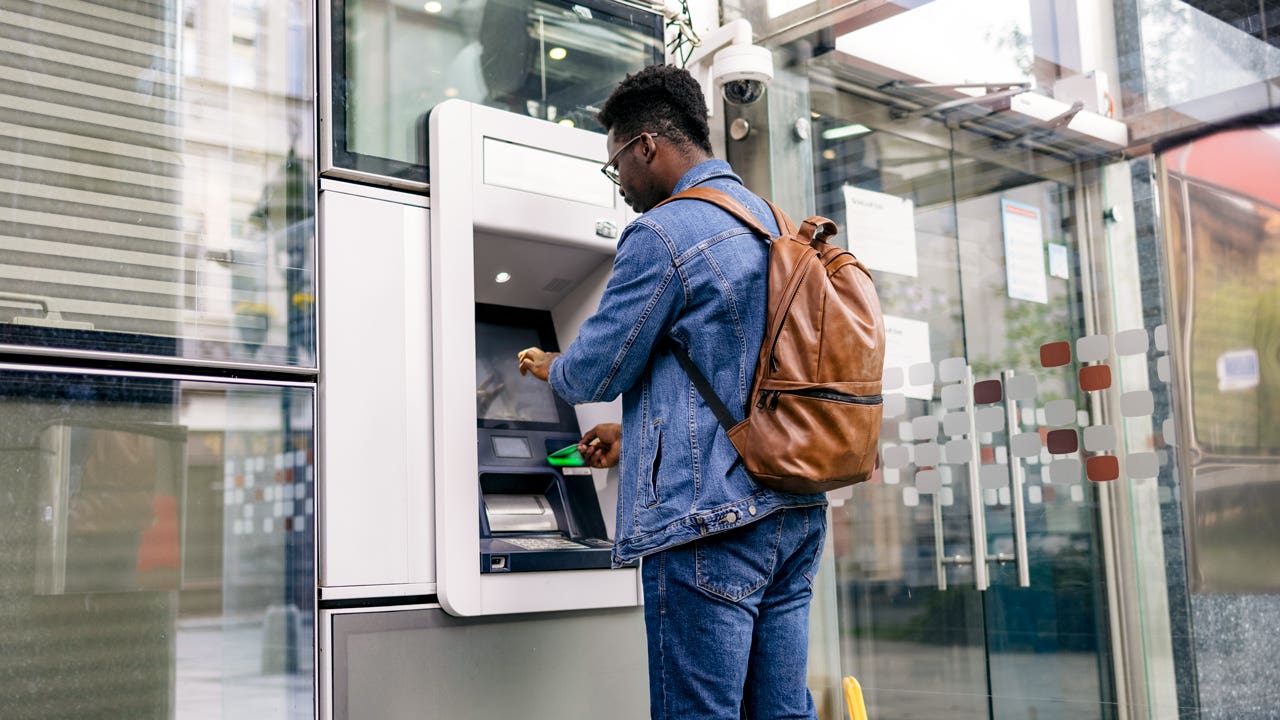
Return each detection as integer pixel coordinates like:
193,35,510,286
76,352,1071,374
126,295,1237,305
641,133,659,163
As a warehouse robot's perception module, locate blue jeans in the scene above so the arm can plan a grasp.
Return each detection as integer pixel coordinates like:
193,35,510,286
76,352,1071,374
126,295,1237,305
642,504,827,720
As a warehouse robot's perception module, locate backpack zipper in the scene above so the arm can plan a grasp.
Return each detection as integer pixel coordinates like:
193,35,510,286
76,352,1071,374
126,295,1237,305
758,388,884,408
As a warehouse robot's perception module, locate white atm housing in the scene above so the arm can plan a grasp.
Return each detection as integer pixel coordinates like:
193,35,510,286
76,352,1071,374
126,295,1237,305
429,100,639,616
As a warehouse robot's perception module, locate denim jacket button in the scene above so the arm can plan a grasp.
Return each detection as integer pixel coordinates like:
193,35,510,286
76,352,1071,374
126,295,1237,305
748,505,757,516
724,511,738,524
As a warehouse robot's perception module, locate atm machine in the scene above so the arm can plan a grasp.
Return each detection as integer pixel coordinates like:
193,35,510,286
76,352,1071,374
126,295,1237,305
474,303,625,574
430,99,641,616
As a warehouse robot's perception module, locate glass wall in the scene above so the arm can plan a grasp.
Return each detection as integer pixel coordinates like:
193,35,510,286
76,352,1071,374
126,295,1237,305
747,0,1280,717
0,369,314,719
0,0,315,367
0,2,318,719
326,0,663,184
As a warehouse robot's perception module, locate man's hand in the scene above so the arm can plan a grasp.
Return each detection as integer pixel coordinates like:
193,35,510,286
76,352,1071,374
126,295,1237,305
517,347,558,382
578,423,622,469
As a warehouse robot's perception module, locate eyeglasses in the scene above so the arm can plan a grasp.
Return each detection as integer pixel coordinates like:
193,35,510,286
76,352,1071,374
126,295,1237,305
600,133,650,186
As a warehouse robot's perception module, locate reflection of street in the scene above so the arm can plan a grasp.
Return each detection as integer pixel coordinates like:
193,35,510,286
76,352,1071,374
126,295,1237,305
175,615,313,719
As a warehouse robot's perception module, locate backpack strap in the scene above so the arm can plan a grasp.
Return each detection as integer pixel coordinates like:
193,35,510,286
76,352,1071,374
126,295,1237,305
763,199,798,236
665,338,739,433
658,187,774,240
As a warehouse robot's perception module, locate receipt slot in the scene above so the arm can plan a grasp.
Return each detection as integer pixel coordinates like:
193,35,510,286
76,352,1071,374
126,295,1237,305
430,100,639,616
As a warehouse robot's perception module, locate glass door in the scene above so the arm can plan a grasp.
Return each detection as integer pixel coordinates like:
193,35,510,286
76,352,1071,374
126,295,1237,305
811,95,1115,719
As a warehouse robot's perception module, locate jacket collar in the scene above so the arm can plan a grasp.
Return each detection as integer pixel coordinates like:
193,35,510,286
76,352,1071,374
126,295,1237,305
672,159,741,195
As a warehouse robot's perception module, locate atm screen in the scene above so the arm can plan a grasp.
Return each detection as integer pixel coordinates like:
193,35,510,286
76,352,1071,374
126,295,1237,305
475,318,564,427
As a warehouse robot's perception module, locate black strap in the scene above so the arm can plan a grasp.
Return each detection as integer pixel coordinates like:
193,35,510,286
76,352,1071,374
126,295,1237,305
666,339,739,432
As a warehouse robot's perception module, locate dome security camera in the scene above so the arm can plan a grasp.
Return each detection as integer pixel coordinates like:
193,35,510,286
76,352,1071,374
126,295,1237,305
712,43,773,106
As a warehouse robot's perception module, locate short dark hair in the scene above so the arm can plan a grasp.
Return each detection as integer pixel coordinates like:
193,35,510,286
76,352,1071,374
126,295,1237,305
597,64,712,155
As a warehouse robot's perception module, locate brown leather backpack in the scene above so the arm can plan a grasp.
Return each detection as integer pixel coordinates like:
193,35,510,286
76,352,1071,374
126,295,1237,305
658,187,886,494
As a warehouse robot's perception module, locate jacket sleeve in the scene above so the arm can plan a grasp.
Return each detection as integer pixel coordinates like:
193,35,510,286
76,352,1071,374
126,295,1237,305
549,222,684,404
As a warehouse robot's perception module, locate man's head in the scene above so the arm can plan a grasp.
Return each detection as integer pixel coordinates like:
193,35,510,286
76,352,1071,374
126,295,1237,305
597,64,714,212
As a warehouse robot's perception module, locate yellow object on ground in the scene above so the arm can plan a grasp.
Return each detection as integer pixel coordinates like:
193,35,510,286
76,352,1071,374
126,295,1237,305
843,676,868,720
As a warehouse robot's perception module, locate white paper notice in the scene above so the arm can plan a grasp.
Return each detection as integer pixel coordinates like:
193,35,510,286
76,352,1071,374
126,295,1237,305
843,185,917,277
883,314,932,400
1001,200,1049,303
1048,242,1069,279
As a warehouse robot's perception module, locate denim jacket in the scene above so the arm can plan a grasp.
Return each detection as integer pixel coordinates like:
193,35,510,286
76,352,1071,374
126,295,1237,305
549,160,825,564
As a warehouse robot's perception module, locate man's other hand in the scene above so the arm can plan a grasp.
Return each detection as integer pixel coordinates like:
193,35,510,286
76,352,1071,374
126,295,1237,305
578,423,622,469
517,347,558,381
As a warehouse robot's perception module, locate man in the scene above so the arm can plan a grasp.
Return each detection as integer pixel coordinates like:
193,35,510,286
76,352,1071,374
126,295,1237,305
517,64,826,720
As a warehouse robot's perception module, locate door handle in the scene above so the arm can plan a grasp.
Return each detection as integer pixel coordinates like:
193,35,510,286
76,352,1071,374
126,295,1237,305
964,368,991,591
932,499,947,590
1001,370,1031,588
933,367,990,591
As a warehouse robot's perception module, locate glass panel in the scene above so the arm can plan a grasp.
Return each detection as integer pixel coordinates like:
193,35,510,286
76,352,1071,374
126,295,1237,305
1131,1,1280,115
332,0,663,183
1156,121,1280,716
0,369,314,719
812,98,992,715
0,1,316,366
953,178,1113,719
835,0,1033,92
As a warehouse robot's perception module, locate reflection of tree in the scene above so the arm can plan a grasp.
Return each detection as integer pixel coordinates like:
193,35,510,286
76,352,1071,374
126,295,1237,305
988,21,1033,78
970,291,1069,383
1138,0,1194,108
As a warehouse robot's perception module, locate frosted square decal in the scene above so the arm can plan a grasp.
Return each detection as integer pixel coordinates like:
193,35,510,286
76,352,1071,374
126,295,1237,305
939,357,967,382
1157,355,1170,383
884,393,907,418
1162,418,1177,446
941,383,968,408
902,486,920,507
914,442,941,467
1028,485,1043,504
1076,334,1110,362
1087,455,1120,482
899,421,915,441
1006,374,1037,401
881,420,899,442
1127,452,1158,479
911,416,939,441
1070,485,1085,503
1045,399,1077,426
976,406,1005,433
973,379,1003,405
1050,458,1081,484
915,469,942,494
883,367,904,390
939,487,955,506
908,361,935,387
1083,425,1116,452
883,468,900,484
943,411,970,437
1120,390,1154,417
1011,432,1041,457
882,444,910,469
945,438,970,464
1115,328,1149,355
998,487,1012,505
1154,324,1169,351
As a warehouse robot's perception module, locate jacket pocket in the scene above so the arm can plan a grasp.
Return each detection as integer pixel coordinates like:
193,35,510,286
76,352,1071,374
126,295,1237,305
640,421,662,508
